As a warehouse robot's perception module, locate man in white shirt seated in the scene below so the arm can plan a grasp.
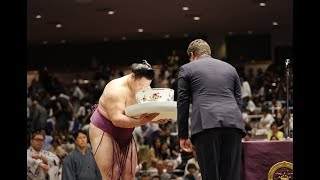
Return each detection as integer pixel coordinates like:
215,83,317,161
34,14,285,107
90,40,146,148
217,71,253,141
255,106,275,136
27,130,60,180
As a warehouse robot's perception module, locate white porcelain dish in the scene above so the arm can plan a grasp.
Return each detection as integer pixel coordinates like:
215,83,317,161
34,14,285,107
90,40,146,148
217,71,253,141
136,88,174,104
125,101,177,121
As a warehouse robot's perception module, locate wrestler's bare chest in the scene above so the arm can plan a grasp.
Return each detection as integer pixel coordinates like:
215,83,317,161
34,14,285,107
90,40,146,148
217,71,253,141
125,95,136,107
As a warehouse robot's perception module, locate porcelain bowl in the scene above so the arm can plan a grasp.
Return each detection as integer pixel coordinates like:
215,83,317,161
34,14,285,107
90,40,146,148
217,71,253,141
136,88,174,103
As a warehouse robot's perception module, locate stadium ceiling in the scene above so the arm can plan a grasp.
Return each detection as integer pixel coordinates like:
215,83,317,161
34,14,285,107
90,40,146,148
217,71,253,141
27,0,292,44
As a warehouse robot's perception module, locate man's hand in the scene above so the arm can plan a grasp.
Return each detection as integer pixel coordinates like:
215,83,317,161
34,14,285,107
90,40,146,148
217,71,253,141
32,154,41,160
179,138,193,152
38,163,49,172
32,154,48,164
41,155,48,164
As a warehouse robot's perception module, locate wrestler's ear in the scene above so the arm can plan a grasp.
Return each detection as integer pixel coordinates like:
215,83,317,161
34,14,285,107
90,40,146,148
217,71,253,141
131,73,135,79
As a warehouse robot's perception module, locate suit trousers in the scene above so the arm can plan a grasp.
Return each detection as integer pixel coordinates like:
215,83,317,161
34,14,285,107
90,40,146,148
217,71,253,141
191,128,242,180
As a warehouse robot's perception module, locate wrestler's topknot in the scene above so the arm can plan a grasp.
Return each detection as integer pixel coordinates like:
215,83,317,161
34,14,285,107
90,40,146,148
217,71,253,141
130,60,154,80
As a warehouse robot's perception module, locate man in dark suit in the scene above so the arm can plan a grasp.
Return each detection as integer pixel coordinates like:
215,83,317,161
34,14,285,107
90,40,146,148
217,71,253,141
177,39,247,180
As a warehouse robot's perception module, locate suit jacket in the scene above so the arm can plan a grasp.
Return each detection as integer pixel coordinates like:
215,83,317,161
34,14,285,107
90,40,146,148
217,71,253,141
177,54,246,139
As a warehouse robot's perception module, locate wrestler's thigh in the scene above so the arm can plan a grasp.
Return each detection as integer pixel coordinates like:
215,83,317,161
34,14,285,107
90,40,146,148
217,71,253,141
121,140,138,179
89,123,114,179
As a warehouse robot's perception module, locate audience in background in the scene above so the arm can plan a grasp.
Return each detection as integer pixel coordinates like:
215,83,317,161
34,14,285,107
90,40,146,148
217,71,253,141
27,131,60,180
26,60,293,179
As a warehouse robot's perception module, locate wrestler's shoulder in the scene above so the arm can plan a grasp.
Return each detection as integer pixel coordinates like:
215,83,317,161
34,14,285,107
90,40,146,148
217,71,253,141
108,76,125,86
105,78,119,87
104,80,127,94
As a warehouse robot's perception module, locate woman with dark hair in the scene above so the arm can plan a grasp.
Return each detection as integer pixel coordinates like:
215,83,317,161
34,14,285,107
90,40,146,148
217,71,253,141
89,60,169,180
148,137,162,165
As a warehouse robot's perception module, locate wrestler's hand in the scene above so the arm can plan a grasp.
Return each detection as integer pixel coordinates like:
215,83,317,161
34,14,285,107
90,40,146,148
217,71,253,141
153,118,170,124
180,138,193,152
139,113,160,123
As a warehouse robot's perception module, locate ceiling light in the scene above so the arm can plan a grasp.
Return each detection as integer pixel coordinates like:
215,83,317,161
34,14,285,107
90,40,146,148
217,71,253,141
272,21,278,26
42,41,48,44
61,40,66,43
183,33,189,37
259,3,266,7
36,15,42,19
248,30,253,34
164,34,170,38
182,7,189,11
138,28,144,32
103,37,109,42
56,24,62,28
228,32,233,35
108,10,115,15
121,36,126,40
193,16,200,21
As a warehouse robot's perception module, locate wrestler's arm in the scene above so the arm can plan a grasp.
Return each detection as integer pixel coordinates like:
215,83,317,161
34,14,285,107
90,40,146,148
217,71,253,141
105,90,159,128
150,119,170,124
146,86,170,124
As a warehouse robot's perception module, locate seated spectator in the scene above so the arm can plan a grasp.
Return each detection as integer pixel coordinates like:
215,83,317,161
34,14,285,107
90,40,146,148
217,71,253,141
27,130,60,180
141,172,151,180
62,129,101,180
267,122,284,140
30,99,48,133
242,110,252,137
43,129,53,150
274,110,285,132
47,137,66,159
255,106,275,136
184,163,198,180
259,106,275,129
270,96,283,115
184,151,200,177
246,98,256,113
166,161,178,179
240,77,252,111
160,142,171,160
148,137,163,166
151,175,161,180
150,160,171,180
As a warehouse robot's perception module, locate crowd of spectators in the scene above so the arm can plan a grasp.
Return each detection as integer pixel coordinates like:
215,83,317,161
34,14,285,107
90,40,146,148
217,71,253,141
27,59,293,179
